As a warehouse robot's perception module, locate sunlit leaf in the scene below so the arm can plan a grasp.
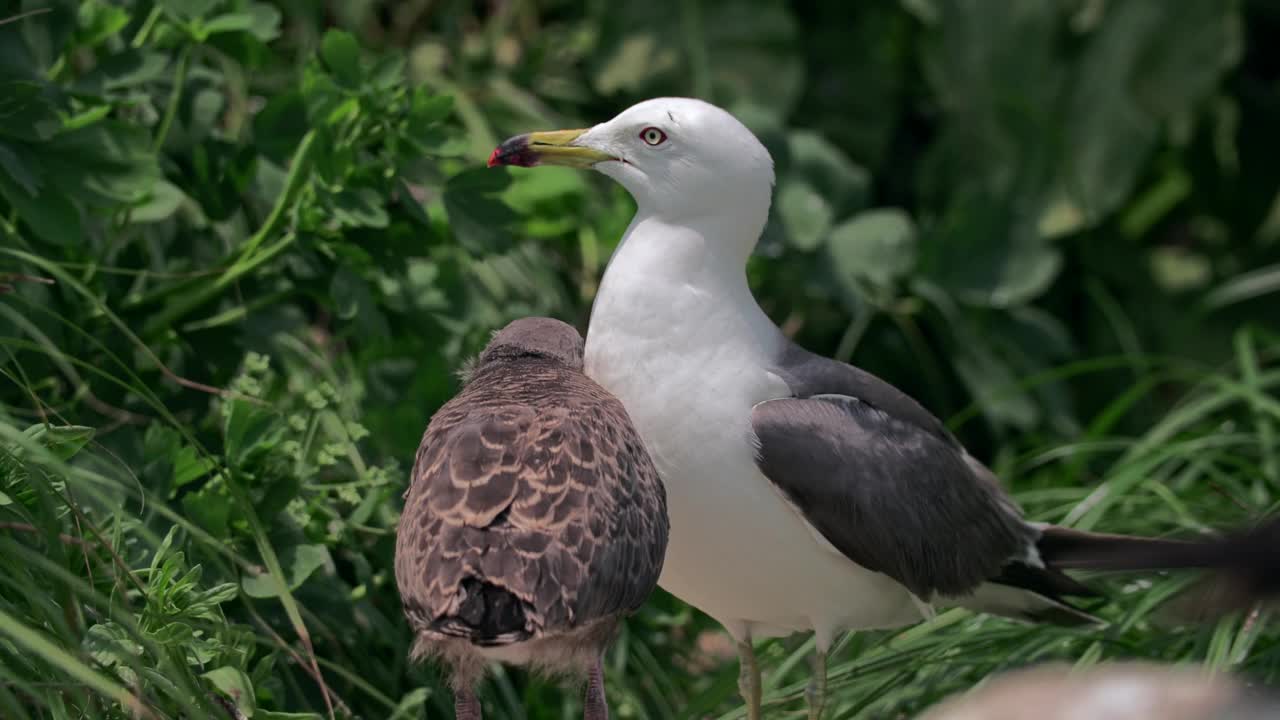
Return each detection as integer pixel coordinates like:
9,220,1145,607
777,180,832,251
204,666,257,717
131,179,186,223
320,29,362,88
223,400,282,468
828,208,917,295
241,544,331,598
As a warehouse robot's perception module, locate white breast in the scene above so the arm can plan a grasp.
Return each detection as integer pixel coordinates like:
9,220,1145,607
584,244,921,645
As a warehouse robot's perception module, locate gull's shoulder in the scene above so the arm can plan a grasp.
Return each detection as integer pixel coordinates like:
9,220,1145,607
767,338,958,446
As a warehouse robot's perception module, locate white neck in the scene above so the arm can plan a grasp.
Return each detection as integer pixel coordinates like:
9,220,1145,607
584,202,781,371
603,201,765,300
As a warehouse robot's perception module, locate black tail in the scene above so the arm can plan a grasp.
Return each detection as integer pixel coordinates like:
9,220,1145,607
1037,518,1280,617
432,577,532,646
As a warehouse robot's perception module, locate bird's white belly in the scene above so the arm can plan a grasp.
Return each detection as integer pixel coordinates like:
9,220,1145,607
653,423,921,642
585,318,921,643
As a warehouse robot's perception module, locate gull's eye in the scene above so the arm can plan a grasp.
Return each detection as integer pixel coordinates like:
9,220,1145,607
639,127,667,146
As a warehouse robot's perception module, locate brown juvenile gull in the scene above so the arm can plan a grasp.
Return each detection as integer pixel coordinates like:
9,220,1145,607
394,317,669,720
488,97,1280,720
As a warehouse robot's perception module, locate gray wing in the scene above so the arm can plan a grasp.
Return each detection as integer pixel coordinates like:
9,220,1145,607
772,341,959,447
756,342,1037,599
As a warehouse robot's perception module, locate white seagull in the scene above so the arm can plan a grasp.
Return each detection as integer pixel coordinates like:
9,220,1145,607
488,97,1278,719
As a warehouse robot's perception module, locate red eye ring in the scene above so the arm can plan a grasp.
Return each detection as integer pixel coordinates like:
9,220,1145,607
640,127,667,146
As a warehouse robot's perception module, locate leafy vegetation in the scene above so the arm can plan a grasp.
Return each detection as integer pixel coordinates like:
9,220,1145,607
1,0,1278,718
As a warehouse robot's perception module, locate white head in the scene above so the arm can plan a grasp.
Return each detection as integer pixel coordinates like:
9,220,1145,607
489,98,776,229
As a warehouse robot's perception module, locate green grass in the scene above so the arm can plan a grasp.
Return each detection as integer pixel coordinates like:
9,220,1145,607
1,322,1274,719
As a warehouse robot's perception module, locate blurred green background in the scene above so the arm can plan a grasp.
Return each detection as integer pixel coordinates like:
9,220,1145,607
1,0,1278,718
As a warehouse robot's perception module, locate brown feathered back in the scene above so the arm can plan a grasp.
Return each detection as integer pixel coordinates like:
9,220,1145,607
395,321,668,651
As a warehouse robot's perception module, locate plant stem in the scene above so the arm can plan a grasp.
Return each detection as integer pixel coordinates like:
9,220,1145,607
153,45,193,152
131,6,163,48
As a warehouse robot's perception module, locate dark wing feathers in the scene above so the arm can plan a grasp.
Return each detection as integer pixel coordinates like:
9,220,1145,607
773,342,958,447
763,341,1101,613
395,360,668,646
765,342,1280,622
751,394,1034,599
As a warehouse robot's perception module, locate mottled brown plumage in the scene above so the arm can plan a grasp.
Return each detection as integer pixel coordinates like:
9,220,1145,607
394,317,668,720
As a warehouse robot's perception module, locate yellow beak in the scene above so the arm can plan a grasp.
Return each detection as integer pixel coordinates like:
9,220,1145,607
487,129,616,169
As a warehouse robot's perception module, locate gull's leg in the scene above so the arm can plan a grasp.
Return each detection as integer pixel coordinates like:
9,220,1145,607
805,650,827,720
736,639,762,720
583,656,609,720
454,687,482,720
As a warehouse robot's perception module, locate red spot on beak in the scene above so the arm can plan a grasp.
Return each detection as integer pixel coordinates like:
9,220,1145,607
488,134,541,168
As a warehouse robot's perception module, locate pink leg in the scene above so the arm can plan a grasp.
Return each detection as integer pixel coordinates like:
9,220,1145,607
583,657,609,720
455,688,481,720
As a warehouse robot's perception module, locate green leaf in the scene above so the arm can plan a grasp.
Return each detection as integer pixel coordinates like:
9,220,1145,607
300,64,344,124
257,473,301,523
252,91,309,164
0,142,40,195
501,165,585,211
201,4,281,41
777,179,832,251
83,623,142,668
159,0,220,22
0,164,81,245
0,606,141,712
330,266,373,321
443,168,518,252
223,399,281,468
150,622,194,646
190,581,240,609
397,177,432,228
20,424,95,463
369,54,407,91
951,324,1040,429
827,208,918,295
182,480,233,536
42,120,162,207
920,192,1062,308
331,187,389,229
0,81,62,141
76,1,131,48
409,89,453,126
181,138,257,221
131,179,186,223
387,688,431,720
172,442,216,489
61,104,112,132
409,124,470,158
244,2,283,41
784,131,871,219
320,29,361,88
41,425,95,462
149,525,181,577
74,50,168,94
241,544,330,598
203,666,257,718
1047,1,1228,228
1204,263,1280,310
